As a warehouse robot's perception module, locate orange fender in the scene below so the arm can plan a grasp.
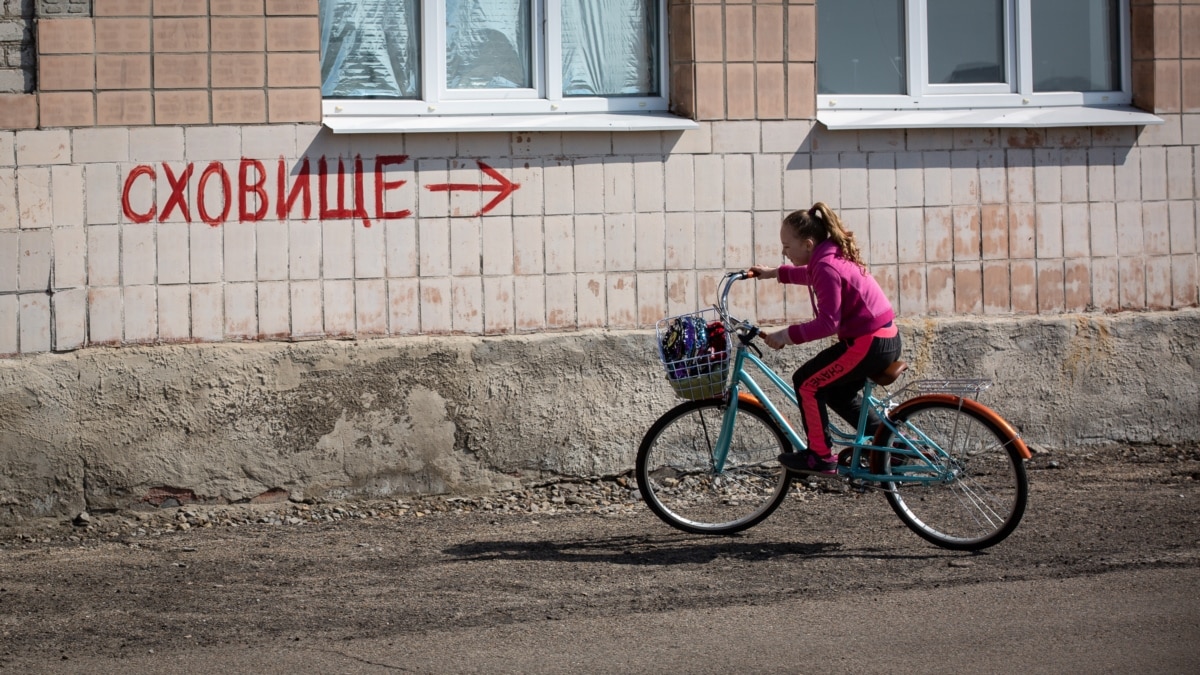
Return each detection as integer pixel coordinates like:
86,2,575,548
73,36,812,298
874,394,1032,461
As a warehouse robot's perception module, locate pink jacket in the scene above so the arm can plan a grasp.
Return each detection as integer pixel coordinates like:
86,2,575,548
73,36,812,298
776,239,895,344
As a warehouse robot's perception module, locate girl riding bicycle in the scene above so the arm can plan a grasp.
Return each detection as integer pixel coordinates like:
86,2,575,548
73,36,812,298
749,202,901,476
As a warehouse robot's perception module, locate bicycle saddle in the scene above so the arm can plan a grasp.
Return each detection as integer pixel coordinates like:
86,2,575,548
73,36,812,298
870,360,908,386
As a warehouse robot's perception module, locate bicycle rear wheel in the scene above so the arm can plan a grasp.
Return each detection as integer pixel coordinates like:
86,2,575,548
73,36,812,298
875,395,1028,551
637,398,792,535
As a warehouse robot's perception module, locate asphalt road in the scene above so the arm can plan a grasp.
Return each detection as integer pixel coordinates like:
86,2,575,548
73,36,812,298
2,444,1199,673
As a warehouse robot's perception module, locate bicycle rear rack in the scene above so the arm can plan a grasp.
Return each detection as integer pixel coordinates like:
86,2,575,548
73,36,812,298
883,378,992,403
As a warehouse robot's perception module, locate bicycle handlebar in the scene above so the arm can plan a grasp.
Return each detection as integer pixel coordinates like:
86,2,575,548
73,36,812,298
716,271,760,336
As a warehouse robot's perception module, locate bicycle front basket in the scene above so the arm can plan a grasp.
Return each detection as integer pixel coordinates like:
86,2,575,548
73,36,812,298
655,309,732,400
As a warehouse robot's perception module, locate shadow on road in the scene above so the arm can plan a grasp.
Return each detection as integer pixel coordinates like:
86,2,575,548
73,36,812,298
444,534,943,566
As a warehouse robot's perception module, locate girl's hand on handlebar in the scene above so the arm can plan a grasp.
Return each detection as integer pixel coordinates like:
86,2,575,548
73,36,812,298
761,328,790,350
747,265,777,280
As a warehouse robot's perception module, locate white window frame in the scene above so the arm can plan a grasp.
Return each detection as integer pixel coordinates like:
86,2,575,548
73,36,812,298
817,0,1161,129
323,0,695,133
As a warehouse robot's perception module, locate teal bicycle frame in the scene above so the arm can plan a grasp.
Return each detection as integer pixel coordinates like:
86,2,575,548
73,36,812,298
709,274,948,487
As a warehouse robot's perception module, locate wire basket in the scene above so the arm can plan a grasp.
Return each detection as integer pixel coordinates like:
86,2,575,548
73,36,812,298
655,309,732,400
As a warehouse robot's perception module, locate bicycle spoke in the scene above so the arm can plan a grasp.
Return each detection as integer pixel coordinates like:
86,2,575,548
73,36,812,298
637,400,792,535
880,397,1028,551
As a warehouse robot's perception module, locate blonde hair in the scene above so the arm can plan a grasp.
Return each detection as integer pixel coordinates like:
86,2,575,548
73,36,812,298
783,202,866,271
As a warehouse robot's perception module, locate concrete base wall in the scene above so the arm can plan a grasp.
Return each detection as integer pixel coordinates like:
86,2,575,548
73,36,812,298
2,309,1198,522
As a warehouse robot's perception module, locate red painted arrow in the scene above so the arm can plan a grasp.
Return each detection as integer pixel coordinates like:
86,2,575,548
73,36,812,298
424,160,520,216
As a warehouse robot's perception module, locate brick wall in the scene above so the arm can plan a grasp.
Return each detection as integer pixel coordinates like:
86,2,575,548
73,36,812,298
0,0,34,94
0,1,1197,356
0,0,320,129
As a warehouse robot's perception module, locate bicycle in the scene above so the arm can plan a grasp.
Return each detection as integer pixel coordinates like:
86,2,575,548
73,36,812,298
636,271,1031,551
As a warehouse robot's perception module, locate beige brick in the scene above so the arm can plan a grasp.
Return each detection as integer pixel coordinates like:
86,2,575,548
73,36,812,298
213,89,267,124
212,0,264,16
756,6,784,61
1154,5,1181,59
726,5,753,62
212,17,265,52
1155,60,1182,113
387,278,418,335
693,6,722,62
212,53,265,88
787,4,816,62
154,90,210,125
0,95,38,130
95,17,151,53
153,0,203,16
20,294,51,353
1183,60,1200,112
94,0,152,16
669,5,692,63
479,276,512,335
695,63,725,120
39,54,96,91
758,62,787,119
451,278,483,334
38,92,95,129
124,285,158,343
17,229,51,289
606,273,637,329
89,287,124,344
0,295,15,355
97,91,153,126
191,285,224,342
267,52,320,87
512,276,543,332
352,277,386,333
1037,260,1067,313
38,19,96,55
290,280,322,336
424,277,456,331
266,0,318,15
258,281,289,339
153,18,209,52
786,62,815,120
128,126,185,162
53,288,87,352
726,63,756,119
96,54,152,89
51,166,86,227
266,17,319,51
267,88,320,123
154,53,209,88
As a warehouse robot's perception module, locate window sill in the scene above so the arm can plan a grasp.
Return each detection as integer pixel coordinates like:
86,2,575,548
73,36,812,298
817,105,1163,130
323,112,699,134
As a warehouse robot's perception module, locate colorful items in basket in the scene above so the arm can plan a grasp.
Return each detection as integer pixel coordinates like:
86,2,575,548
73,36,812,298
661,316,729,380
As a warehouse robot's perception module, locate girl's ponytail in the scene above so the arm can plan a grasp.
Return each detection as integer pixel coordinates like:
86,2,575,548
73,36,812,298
784,202,867,271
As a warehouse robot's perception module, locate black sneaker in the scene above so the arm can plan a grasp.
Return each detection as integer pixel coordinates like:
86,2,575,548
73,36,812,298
779,449,838,476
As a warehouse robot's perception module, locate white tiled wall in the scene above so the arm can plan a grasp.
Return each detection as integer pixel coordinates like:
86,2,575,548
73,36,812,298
0,120,1198,356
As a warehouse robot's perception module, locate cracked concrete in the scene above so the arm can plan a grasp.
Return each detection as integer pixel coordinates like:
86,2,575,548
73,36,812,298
1,309,1198,523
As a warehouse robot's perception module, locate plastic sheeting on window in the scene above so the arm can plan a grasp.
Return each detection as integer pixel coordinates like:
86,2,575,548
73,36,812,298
321,0,419,98
562,0,657,96
446,0,532,89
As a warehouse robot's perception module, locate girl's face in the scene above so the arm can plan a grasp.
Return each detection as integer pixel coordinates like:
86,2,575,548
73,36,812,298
780,223,816,266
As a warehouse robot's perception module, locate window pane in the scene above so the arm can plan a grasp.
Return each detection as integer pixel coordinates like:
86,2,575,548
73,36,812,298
562,0,659,96
320,0,419,97
817,0,905,95
927,0,1004,84
446,0,532,90
1032,0,1120,92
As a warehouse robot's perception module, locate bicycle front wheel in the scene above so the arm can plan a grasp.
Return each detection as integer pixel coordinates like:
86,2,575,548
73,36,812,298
876,395,1029,551
636,398,792,535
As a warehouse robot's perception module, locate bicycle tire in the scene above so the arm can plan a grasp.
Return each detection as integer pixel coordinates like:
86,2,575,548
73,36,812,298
874,395,1029,551
636,398,793,535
